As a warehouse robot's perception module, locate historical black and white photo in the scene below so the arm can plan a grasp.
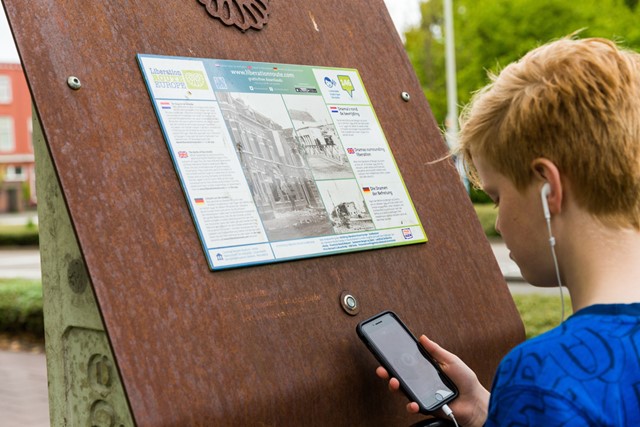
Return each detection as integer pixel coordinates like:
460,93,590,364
316,180,375,234
282,94,355,180
217,92,335,241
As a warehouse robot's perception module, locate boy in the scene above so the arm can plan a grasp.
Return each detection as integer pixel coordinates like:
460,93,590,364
378,37,640,426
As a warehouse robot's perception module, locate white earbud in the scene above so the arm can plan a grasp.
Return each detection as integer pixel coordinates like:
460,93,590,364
540,183,551,220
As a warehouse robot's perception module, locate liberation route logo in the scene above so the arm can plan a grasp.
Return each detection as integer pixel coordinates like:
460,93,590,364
182,70,208,90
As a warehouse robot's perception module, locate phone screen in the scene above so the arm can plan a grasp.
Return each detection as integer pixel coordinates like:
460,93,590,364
359,312,456,412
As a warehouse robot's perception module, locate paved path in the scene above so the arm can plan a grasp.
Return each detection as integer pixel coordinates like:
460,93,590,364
490,239,567,295
0,211,38,226
0,350,49,427
0,248,41,279
0,211,41,280
0,212,48,425
0,240,531,285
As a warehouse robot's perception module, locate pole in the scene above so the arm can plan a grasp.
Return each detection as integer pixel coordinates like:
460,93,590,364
443,0,468,190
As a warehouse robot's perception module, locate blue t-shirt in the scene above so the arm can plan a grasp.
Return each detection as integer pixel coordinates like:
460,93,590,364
485,304,640,426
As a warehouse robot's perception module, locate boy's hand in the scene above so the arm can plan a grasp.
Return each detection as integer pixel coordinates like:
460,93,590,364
376,335,490,427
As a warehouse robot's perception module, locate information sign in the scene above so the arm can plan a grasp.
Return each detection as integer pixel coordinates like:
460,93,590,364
138,55,426,269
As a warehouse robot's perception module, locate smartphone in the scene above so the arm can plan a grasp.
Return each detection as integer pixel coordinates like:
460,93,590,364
356,310,458,413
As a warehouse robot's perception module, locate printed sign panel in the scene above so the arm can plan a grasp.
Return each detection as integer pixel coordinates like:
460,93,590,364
138,54,427,269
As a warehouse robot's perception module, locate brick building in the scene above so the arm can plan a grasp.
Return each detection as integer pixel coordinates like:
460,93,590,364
0,63,35,212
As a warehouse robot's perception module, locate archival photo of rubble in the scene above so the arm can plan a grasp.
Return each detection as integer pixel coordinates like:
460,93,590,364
216,91,335,241
316,180,375,234
282,94,355,181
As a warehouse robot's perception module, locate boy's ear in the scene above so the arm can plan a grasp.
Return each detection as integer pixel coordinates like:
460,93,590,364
530,158,563,215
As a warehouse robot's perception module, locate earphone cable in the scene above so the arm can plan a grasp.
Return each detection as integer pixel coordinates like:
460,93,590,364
545,217,565,322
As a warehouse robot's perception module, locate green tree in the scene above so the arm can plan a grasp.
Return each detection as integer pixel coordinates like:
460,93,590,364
406,0,640,127
405,0,446,126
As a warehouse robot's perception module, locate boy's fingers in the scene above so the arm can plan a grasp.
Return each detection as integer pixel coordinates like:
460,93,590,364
419,335,452,365
406,402,420,414
376,366,389,380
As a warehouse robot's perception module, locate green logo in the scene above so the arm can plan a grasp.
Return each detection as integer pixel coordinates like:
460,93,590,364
182,70,208,90
338,75,355,97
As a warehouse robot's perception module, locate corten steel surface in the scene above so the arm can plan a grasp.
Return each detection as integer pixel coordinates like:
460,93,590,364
4,1,525,425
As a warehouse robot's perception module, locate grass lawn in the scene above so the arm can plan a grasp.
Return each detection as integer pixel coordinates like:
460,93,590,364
0,278,44,352
512,294,572,339
473,204,499,237
0,224,36,234
0,223,39,246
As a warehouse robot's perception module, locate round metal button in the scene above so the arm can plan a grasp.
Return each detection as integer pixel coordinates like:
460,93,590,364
340,291,360,316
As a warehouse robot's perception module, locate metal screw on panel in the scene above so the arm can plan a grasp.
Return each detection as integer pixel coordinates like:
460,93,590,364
401,91,411,102
67,76,82,90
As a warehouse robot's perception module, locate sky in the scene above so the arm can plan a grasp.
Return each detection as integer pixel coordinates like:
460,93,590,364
383,0,422,38
0,1,421,63
0,3,18,63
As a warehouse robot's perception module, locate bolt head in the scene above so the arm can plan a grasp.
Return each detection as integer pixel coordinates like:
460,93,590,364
67,76,82,90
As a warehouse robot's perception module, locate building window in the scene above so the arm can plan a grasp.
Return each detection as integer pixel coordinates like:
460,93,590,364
0,116,15,152
0,76,11,104
27,117,33,150
5,165,26,181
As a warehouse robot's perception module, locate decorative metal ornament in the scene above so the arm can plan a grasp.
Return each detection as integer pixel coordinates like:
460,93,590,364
198,0,270,32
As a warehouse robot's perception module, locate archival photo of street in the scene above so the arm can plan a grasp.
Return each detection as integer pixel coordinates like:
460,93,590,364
282,94,355,181
216,91,336,241
316,180,375,234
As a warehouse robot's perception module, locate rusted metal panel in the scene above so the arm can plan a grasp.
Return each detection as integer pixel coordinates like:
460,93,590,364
3,0,524,425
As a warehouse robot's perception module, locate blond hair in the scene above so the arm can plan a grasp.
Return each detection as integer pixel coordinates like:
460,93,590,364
458,37,640,229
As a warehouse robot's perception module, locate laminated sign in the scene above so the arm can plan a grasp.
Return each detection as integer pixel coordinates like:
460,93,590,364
138,55,426,269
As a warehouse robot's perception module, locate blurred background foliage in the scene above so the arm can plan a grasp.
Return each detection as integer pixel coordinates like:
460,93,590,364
406,0,640,129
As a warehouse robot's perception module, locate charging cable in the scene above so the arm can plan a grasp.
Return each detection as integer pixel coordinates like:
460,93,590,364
442,404,459,427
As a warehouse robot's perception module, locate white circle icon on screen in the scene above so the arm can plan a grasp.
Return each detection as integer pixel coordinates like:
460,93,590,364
400,353,417,366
